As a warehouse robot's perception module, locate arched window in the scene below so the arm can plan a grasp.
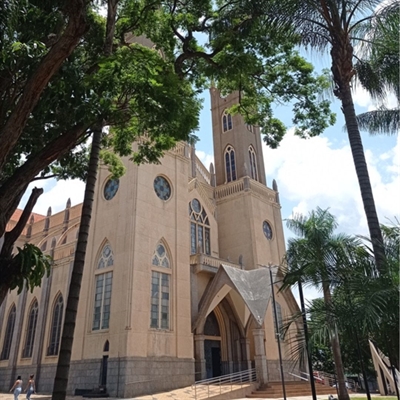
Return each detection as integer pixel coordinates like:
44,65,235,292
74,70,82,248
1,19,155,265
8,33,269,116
189,199,211,255
249,146,258,181
150,242,171,330
224,145,237,183
23,300,38,358
48,295,63,355
93,244,114,331
40,241,47,251
0,304,16,360
222,110,233,132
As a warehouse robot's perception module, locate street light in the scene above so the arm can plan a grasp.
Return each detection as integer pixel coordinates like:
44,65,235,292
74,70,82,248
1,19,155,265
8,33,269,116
298,279,317,400
269,265,287,400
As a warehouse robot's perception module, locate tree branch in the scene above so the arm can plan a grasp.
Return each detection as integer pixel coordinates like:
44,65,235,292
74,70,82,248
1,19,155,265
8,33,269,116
2,187,43,257
0,0,88,171
0,122,92,237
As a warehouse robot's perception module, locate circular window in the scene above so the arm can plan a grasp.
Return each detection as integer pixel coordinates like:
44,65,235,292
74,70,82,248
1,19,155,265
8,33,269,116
104,178,119,200
263,221,273,240
154,176,171,201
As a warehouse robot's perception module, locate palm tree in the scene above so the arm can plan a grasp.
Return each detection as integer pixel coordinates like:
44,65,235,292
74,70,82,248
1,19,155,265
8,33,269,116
271,0,391,271
282,208,360,400
354,2,399,135
52,1,118,397
52,128,102,400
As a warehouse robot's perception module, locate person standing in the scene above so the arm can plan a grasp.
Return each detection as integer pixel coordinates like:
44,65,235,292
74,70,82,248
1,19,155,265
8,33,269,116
25,375,35,400
9,376,23,400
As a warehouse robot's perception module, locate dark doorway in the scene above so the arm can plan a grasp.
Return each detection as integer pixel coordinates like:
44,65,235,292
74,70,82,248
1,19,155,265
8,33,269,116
212,347,222,377
100,355,108,386
205,340,221,379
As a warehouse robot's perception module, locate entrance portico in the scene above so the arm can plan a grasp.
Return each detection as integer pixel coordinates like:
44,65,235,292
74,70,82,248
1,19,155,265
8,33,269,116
192,265,276,386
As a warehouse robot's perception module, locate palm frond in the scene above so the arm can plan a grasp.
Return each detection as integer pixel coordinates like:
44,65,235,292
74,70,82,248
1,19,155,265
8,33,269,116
356,108,399,135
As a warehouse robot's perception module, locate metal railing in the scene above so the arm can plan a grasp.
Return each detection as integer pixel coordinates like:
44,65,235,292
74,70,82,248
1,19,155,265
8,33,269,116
288,371,357,391
192,368,256,399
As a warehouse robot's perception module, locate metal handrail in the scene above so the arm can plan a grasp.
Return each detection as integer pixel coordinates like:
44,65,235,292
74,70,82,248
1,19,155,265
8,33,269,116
192,368,256,399
289,371,357,391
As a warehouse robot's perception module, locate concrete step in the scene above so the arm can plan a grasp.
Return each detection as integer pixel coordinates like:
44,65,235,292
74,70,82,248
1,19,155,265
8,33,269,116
247,381,338,398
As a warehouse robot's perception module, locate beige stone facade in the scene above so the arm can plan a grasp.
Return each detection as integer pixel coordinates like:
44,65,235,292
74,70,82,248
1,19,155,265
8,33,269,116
0,90,301,397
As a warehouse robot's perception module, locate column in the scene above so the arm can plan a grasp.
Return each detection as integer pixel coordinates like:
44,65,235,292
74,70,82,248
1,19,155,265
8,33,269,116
194,334,206,381
252,328,268,386
32,271,53,391
240,338,252,371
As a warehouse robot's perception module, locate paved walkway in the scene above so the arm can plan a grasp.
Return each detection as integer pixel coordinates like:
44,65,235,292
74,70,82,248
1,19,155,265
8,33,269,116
0,390,384,400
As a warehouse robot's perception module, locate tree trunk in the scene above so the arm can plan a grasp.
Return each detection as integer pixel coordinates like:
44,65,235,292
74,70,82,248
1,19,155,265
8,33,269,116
51,128,102,400
338,82,385,272
0,122,89,238
322,282,349,400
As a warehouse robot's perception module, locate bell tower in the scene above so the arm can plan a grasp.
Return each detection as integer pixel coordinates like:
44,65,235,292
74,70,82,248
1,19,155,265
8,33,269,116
210,87,266,186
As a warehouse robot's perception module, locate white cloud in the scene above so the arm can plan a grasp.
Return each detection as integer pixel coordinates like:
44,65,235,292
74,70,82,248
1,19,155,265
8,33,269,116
263,130,400,236
196,150,214,170
20,179,85,216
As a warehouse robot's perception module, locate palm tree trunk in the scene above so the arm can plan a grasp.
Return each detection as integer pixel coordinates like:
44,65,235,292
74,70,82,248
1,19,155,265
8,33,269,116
52,127,102,400
322,282,349,400
340,83,385,272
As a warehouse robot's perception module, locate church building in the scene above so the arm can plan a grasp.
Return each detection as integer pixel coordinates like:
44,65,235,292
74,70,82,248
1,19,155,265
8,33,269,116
0,89,301,397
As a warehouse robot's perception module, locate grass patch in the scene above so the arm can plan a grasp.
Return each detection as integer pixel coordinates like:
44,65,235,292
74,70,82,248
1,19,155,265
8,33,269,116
350,397,397,400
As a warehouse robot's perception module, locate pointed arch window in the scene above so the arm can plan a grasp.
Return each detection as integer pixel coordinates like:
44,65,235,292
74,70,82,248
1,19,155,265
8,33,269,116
249,146,258,181
48,295,63,355
189,199,211,255
0,304,16,360
150,243,171,330
224,145,237,183
93,243,114,331
22,300,38,358
222,110,233,132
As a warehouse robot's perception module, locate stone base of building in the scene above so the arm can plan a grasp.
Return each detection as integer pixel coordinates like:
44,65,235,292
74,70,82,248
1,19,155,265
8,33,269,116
0,356,195,398
266,359,301,382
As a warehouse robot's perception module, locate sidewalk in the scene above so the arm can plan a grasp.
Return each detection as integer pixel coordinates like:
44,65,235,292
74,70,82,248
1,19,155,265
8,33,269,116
0,391,385,400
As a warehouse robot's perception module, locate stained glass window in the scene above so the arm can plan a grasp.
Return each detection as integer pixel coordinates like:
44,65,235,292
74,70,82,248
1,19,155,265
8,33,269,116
263,221,273,240
93,272,113,330
0,304,16,360
154,176,171,201
150,243,171,330
22,300,38,358
93,244,114,331
48,295,63,355
97,244,114,269
222,110,233,132
189,199,211,255
104,178,119,200
224,145,236,183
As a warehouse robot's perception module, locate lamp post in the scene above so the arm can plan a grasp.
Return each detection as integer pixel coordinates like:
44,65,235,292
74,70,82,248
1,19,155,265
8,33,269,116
269,265,287,400
298,280,317,400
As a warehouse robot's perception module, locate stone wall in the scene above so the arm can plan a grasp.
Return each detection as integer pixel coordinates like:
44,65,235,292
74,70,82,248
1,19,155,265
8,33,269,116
0,356,194,398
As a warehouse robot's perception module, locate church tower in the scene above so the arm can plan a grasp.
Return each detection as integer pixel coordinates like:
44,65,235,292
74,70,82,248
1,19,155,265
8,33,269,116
210,88,285,270
210,88,266,186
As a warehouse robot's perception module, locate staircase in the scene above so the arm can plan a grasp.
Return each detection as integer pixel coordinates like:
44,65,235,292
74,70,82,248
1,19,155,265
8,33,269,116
247,381,337,398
